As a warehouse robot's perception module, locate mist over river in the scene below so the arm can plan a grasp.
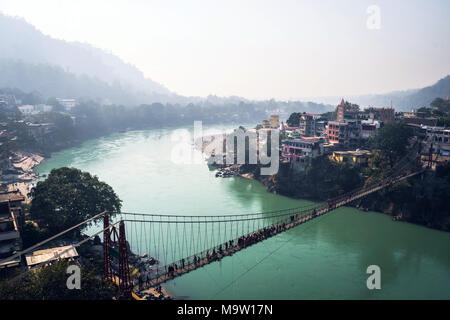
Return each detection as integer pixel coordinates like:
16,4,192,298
35,124,450,299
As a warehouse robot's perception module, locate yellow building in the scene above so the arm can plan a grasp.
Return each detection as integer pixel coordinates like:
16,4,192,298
269,115,280,129
329,149,372,165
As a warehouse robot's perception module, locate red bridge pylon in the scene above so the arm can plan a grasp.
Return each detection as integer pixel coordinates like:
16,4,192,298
103,213,132,299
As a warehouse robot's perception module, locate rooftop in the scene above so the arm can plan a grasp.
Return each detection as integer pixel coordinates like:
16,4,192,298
328,121,349,126
282,137,322,144
333,149,372,156
0,191,25,204
25,245,79,267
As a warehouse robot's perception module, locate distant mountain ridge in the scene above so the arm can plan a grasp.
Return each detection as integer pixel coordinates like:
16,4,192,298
305,76,450,111
349,76,450,111
0,12,447,113
0,13,174,100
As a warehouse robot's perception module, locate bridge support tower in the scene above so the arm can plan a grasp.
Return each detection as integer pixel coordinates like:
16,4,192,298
103,214,112,281
118,220,132,300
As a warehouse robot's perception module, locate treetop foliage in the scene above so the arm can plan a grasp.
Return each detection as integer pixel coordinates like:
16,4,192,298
30,167,122,234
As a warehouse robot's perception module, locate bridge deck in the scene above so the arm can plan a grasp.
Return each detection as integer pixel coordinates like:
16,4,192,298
135,170,422,291
138,211,322,290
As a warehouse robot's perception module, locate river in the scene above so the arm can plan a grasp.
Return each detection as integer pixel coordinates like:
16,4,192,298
35,124,450,299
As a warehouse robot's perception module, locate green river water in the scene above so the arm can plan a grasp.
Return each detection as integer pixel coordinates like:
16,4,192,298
35,124,450,299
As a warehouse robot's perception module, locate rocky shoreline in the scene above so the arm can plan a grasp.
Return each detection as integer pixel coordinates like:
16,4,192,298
209,160,450,232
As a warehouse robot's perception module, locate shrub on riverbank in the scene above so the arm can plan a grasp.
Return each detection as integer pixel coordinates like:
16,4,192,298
359,163,450,231
21,221,51,248
261,156,364,200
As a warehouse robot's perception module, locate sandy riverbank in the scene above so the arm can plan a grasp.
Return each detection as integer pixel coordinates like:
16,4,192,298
139,286,174,300
12,151,44,172
5,151,45,202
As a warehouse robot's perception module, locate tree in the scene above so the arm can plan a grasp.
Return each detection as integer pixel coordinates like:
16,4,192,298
286,112,301,127
320,111,337,121
430,97,450,113
0,260,116,300
30,167,122,234
372,122,413,168
23,91,44,105
437,116,450,127
21,221,51,248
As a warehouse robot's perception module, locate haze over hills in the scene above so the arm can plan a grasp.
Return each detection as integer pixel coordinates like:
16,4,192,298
0,12,448,113
0,13,172,96
303,75,450,112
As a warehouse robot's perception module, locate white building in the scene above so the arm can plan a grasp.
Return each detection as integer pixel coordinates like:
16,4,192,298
56,98,77,111
25,245,79,268
35,104,53,113
361,119,381,139
423,126,450,155
18,105,36,115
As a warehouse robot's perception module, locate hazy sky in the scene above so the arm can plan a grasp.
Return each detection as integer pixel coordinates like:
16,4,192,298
0,0,449,100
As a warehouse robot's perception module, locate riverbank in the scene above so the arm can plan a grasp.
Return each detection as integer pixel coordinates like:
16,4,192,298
244,164,449,232
2,151,45,202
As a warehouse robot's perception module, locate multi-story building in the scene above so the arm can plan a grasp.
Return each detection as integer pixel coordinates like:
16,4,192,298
329,149,372,166
327,121,361,146
424,127,450,146
298,113,322,137
419,126,450,168
0,191,25,269
365,107,395,123
327,121,342,144
26,123,56,144
360,119,381,139
281,125,301,139
261,115,281,129
315,121,327,137
336,99,360,122
281,137,325,172
269,115,280,129
262,120,271,129
281,137,324,162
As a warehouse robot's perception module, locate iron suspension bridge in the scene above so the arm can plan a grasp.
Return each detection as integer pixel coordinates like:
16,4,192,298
0,144,424,299
115,144,424,296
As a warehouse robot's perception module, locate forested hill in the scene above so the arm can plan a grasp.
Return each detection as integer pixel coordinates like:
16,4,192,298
0,13,171,97
0,59,176,106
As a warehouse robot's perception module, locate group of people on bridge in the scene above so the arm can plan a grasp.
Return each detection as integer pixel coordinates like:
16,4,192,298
157,210,320,281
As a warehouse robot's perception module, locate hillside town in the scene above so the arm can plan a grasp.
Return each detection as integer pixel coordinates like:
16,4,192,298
207,97,450,177
275,98,450,172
